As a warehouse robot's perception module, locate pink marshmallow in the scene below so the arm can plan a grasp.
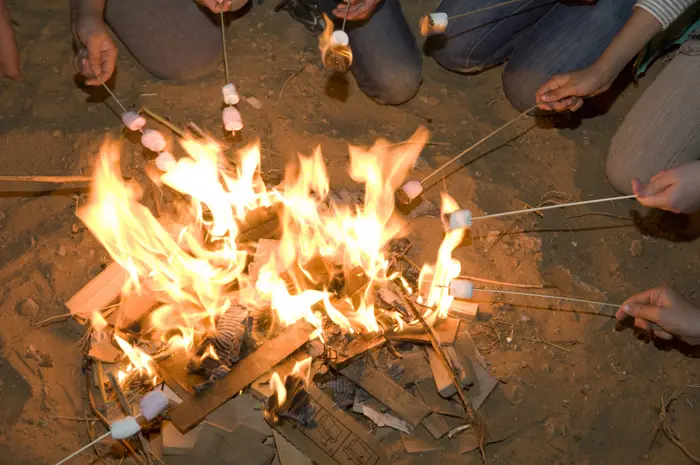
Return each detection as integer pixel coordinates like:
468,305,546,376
222,106,244,132
121,111,147,131
141,129,167,153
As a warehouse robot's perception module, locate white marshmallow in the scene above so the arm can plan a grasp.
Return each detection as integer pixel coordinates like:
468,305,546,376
121,111,147,131
139,390,169,421
331,30,350,46
110,416,141,440
222,83,240,106
420,12,448,36
155,151,176,172
141,129,167,153
222,106,244,132
399,180,423,202
449,279,474,299
449,209,472,230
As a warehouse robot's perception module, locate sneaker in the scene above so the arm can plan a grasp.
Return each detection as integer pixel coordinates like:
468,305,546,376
275,0,326,35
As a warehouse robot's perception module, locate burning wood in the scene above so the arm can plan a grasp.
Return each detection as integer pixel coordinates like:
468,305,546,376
65,125,505,463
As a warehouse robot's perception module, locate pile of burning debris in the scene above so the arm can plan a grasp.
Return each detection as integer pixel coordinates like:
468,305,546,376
65,128,500,464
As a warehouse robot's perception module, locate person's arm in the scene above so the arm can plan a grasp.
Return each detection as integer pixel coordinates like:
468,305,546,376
0,0,21,81
536,8,662,111
70,0,117,86
617,287,700,345
632,161,700,214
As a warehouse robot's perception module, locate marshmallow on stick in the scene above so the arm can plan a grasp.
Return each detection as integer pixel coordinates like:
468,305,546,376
222,83,240,105
222,106,244,133
397,180,423,204
121,111,147,131
420,12,448,36
141,129,167,153
448,279,474,299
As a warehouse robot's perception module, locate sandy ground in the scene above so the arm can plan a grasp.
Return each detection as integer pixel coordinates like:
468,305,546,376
1,0,700,464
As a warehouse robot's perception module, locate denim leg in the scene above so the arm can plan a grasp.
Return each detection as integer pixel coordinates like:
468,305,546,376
319,0,422,105
502,0,636,111
106,0,223,81
428,0,555,73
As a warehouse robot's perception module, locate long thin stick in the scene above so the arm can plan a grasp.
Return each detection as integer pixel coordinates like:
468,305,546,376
141,107,187,139
220,11,230,84
475,288,620,309
0,175,92,184
342,0,352,30
107,373,155,465
420,105,537,184
458,274,543,289
55,431,111,465
446,0,530,20
99,81,128,114
397,284,486,460
473,194,636,222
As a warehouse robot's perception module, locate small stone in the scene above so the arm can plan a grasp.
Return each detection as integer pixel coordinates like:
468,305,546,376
629,240,643,257
245,96,263,110
542,364,551,373
57,245,66,257
51,130,62,138
17,298,40,318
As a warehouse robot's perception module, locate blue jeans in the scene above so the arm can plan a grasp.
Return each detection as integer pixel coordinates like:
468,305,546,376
427,0,636,111
320,0,422,105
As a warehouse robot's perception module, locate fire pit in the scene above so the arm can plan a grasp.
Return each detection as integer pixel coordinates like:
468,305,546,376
64,126,494,464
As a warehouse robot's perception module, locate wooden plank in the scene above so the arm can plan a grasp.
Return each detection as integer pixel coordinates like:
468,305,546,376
340,358,430,427
421,412,450,440
169,320,315,433
111,287,159,329
65,262,127,319
426,346,472,398
273,430,313,465
162,421,202,455
251,351,309,401
454,330,497,410
400,425,445,453
385,317,460,345
331,334,386,368
415,379,463,418
271,385,390,465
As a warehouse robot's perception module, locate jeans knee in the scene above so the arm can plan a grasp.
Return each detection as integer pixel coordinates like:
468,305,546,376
502,66,538,112
362,60,422,105
606,133,638,195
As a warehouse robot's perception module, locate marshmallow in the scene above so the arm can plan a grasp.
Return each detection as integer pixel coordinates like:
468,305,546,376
121,111,147,131
449,209,472,230
155,151,176,172
141,129,167,153
110,416,141,440
222,106,244,132
331,30,350,46
222,83,240,106
397,180,423,204
139,390,169,421
449,279,474,299
419,12,448,37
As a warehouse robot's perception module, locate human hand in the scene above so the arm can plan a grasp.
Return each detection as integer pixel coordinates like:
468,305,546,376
332,0,381,21
195,0,247,13
616,287,700,345
632,161,700,214
535,63,614,112
0,0,21,81
73,13,117,86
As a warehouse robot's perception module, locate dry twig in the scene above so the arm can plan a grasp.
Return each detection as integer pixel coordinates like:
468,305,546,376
652,390,700,464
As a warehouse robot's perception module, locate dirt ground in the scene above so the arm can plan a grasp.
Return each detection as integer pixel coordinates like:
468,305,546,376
2,0,700,464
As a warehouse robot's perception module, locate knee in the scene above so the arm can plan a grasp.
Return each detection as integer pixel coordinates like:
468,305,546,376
143,47,221,81
364,59,422,105
501,65,539,112
606,130,640,195
429,37,492,74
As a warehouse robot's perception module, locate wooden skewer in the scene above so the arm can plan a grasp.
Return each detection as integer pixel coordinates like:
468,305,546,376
445,0,533,20
0,175,92,184
474,287,620,311
472,194,637,222
140,107,187,139
420,104,537,185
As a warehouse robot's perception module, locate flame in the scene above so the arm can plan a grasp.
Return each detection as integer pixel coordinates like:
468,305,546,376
91,311,108,332
79,125,468,386
419,193,464,323
269,371,286,407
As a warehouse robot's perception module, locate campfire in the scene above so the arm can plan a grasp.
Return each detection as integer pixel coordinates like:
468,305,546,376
65,125,492,464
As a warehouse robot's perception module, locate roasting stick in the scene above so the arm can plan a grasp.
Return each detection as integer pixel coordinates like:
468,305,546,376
445,194,637,230
107,372,155,465
448,279,620,313
419,0,538,36
220,11,230,84
398,105,537,203
0,175,92,184
55,431,112,465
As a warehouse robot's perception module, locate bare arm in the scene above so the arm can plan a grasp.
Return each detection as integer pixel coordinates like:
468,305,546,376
0,0,21,80
537,7,663,111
